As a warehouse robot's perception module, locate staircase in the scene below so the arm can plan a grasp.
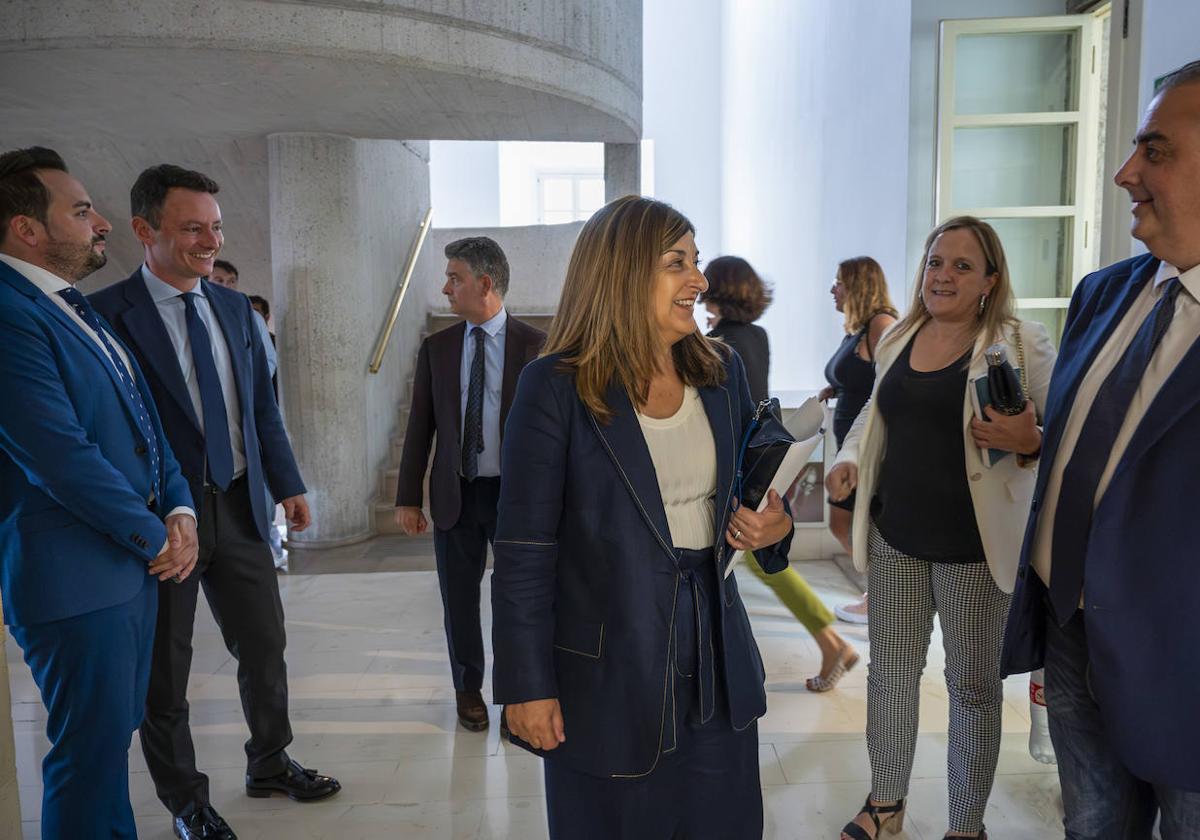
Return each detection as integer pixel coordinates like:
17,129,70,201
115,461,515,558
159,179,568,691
373,311,557,534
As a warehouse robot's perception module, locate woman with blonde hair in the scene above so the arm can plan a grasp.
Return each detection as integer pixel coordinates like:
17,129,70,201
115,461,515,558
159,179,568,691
818,256,898,625
702,255,859,692
491,196,794,839
826,217,1057,840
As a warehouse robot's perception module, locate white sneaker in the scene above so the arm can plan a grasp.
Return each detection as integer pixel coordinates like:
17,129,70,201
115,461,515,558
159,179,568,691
834,593,869,624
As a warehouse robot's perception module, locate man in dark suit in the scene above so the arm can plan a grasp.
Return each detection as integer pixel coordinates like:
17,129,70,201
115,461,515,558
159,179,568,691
394,236,545,731
91,164,339,840
0,147,197,838
1001,61,1200,836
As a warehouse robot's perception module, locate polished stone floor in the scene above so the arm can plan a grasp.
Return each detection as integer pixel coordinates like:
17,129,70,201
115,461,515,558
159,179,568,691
7,537,1065,839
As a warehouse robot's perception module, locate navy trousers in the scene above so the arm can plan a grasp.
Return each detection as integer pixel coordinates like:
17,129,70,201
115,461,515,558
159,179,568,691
433,476,500,692
10,574,157,839
542,547,764,840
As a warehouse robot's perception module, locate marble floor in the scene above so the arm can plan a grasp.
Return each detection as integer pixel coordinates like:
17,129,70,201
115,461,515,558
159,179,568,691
6,538,1066,839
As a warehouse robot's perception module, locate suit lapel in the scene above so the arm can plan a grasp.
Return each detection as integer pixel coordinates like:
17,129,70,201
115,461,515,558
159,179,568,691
500,315,523,437
590,383,676,562
1108,320,1200,488
118,273,202,430
204,281,248,418
1035,258,1156,499
697,379,735,538
441,321,466,464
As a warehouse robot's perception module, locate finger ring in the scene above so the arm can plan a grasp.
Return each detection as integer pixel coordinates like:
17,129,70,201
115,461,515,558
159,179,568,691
172,573,182,583
733,529,742,541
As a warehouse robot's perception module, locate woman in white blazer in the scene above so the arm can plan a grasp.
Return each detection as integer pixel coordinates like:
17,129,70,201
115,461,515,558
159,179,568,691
826,217,1056,840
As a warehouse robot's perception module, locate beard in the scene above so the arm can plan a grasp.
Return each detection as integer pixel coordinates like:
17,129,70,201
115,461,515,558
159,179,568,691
44,234,107,282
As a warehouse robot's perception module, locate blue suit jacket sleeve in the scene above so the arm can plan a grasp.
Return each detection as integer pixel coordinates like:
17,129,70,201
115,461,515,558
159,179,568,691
243,296,304,501
492,359,567,704
0,306,169,561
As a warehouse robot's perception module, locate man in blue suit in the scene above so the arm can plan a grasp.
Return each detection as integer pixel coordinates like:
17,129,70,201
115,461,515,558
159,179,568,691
1001,61,1200,837
0,147,197,838
91,164,339,840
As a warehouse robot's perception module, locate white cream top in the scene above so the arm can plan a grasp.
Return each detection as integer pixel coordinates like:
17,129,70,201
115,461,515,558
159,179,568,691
636,386,717,550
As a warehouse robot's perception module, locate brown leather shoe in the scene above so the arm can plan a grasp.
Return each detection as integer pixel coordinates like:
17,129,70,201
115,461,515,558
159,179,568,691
455,689,489,731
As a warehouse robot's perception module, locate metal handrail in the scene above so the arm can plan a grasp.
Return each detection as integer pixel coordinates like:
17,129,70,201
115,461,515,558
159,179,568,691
369,206,433,374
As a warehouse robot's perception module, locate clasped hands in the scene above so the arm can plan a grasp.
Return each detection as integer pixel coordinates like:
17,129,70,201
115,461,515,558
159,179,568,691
148,513,199,582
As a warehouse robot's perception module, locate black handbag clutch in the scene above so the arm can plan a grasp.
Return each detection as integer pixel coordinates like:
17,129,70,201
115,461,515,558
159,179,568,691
733,398,797,513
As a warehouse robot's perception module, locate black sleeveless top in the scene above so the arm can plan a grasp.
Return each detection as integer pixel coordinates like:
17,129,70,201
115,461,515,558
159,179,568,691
870,336,985,564
824,326,876,447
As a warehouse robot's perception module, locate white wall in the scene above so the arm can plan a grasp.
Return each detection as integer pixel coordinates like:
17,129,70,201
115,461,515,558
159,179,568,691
641,0,724,254
428,141,501,228
721,0,913,395
1137,0,1200,113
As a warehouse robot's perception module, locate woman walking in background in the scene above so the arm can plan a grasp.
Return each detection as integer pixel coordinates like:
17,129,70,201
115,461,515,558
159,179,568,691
826,217,1057,840
702,256,858,693
819,257,898,625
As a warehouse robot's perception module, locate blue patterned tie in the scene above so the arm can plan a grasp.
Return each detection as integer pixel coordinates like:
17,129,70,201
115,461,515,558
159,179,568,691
58,287,161,501
1048,277,1183,623
461,326,486,481
181,292,235,491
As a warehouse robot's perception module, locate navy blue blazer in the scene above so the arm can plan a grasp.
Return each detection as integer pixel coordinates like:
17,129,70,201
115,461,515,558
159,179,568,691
0,261,192,626
491,347,793,779
90,270,305,543
1001,253,1200,792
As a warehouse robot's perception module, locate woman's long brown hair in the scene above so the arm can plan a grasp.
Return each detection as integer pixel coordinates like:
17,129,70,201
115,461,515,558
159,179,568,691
542,195,726,422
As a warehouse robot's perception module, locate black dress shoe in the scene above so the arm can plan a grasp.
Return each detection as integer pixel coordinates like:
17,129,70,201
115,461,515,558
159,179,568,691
499,708,511,741
246,758,341,802
173,805,237,840
456,689,489,731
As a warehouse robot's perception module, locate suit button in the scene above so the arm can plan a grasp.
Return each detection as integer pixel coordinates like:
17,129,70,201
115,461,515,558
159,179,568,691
970,472,982,481
135,444,148,455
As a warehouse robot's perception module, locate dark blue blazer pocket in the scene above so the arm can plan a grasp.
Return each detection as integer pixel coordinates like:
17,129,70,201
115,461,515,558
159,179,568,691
17,507,86,535
553,618,605,659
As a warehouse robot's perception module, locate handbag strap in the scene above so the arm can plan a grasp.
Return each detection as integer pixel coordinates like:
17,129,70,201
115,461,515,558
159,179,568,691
1013,322,1029,399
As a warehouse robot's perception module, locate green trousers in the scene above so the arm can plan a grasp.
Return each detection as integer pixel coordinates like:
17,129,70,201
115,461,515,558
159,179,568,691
742,553,834,636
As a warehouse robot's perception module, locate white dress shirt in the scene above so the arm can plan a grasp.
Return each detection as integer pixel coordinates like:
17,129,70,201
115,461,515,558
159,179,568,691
0,254,194,537
1032,260,1200,590
141,265,247,478
459,307,507,478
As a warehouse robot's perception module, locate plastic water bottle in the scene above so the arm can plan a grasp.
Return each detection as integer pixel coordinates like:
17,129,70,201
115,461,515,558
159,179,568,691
1028,669,1057,765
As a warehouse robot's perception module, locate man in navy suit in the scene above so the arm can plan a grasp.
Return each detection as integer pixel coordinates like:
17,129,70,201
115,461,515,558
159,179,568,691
91,164,339,840
1001,61,1200,837
0,147,197,838
394,237,546,732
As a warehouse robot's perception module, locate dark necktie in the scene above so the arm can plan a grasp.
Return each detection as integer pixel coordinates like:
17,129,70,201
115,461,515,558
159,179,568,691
462,326,486,481
181,292,235,490
1048,277,1183,623
58,286,162,501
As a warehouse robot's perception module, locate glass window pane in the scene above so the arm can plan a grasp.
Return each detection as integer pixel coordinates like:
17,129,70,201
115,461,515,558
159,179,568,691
1016,307,1068,343
543,211,576,224
987,217,1073,298
577,178,605,214
955,31,1076,114
953,125,1075,207
541,178,573,212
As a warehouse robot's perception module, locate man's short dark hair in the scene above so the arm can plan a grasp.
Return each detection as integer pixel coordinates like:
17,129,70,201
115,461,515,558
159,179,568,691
0,147,68,244
130,164,219,229
1157,59,1200,94
213,258,238,278
248,294,270,319
444,236,509,297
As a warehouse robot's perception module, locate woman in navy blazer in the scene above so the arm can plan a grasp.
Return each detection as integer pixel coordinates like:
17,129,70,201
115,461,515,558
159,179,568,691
491,196,794,840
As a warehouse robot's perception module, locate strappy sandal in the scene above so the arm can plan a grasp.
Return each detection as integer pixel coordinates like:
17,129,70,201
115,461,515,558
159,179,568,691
840,796,905,840
806,645,860,692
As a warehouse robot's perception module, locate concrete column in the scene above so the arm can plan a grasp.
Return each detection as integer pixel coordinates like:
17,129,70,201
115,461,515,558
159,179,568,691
0,610,22,837
604,142,641,202
268,134,433,547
